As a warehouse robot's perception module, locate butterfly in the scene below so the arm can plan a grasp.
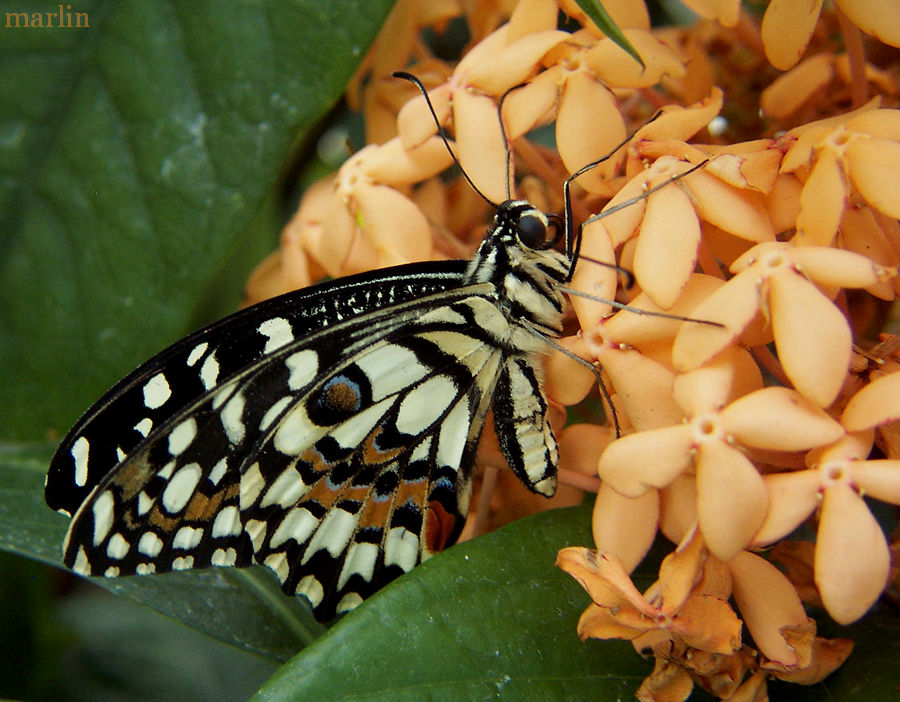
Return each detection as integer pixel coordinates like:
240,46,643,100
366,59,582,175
45,73,698,621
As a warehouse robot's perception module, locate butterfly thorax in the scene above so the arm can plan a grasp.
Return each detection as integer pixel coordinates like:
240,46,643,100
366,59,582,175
462,200,569,341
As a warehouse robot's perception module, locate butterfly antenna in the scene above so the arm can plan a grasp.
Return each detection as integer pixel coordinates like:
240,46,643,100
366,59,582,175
393,71,497,207
563,111,664,271
497,84,526,202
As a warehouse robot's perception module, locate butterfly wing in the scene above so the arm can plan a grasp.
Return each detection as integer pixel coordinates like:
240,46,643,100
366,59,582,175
62,286,513,620
46,261,466,517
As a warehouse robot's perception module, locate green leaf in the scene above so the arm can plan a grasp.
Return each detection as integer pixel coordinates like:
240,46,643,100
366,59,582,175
56,591,278,702
0,0,394,441
0,443,323,661
573,0,643,68
252,504,652,701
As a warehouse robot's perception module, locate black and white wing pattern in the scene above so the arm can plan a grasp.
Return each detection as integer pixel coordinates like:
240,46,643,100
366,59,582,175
48,200,570,621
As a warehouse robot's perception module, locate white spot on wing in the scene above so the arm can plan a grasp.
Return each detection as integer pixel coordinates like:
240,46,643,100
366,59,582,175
337,592,364,614
269,507,318,549
207,457,228,486
273,405,318,456
136,563,157,574
285,349,318,390
200,353,220,389
211,505,241,538
436,395,472,469
168,418,198,456
338,542,379,589
72,546,90,574
396,375,457,435
106,533,130,560
302,509,357,563
240,462,265,510
330,397,392,449
71,436,90,488
297,574,324,606
264,551,289,581
260,467,306,508
260,396,293,431
138,531,164,557
92,491,115,546
186,342,208,366
259,317,294,353
143,373,172,409
162,463,202,514
211,547,237,566
133,417,153,438
221,392,246,444
173,526,203,550
172,555,195,570
355,345,429,401
384,526,418,572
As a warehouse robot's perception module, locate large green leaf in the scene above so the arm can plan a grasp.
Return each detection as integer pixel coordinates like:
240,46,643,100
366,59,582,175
0,442,323,661
253,504,653,701
0,0,394,441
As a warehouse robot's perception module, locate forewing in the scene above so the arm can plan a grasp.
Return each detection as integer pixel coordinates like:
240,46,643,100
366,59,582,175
47,262,466,516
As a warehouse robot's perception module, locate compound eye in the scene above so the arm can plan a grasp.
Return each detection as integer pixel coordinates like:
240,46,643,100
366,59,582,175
516,214,547,249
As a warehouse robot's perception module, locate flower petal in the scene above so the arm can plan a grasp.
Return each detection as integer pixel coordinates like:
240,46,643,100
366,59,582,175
634,181,701,309
568,219,618,330
846,137,900,219
556,71,626,192
355,183,432,265
501,64,562,140
815,483,890,624
729,552,809,665
760,0,822,71
841,370,900,430
557,547,656,616
769,269,852,407
453,87,510,204
583,29,686,89
850,460,900,504
752,470,821,545
659,475,698,545
683,166,776,243
673,345,762,416
673,595,743,654
396,84,452,149
362,135,454,185
592,484,660,573
793,147,845,246
789,246,884,289
672,269,761,372
696,441,768,561
596,344,685,430
464,29,570,95
720,386,845,451
761,52,833,115
835,0,900,48
599,424,694,496
544,337,596,406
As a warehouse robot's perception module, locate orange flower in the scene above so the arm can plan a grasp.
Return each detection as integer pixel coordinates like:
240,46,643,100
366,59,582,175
753,371,900,624
781,106,900,249
598,346,844,561
672,241,891,406
761,0,900,70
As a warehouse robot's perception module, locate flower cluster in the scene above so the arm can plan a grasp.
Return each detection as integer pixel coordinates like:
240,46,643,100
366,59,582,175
247,0,900,699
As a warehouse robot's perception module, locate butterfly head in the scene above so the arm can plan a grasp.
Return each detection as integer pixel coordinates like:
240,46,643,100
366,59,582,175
464,200,570,337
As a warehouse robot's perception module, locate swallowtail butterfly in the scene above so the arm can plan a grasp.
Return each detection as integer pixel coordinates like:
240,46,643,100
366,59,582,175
45,73,681,621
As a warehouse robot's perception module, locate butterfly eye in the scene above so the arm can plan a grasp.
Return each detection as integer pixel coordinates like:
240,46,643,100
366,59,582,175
516,214,548,249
